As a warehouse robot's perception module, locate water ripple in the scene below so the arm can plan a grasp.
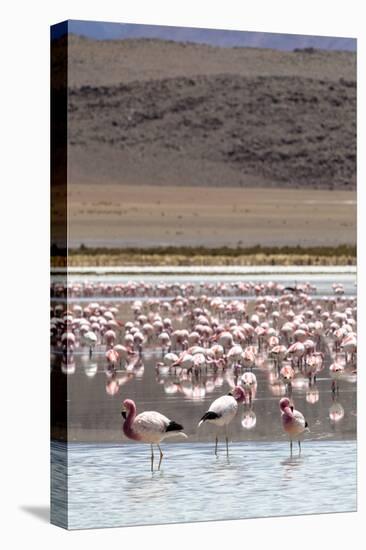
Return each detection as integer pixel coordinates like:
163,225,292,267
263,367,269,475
51,440,357,529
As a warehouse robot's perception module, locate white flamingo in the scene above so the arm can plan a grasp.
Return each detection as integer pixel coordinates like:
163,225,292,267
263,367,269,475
198,386,246,456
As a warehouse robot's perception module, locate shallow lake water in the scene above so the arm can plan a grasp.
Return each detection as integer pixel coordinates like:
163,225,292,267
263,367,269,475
51,271,357,529
51,439,356,529
53,349,356,444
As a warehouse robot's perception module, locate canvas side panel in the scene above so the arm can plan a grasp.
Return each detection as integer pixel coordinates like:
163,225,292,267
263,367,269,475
50,21,69,530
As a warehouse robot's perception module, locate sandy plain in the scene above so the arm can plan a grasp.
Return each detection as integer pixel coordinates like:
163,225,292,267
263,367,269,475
66,183,356,249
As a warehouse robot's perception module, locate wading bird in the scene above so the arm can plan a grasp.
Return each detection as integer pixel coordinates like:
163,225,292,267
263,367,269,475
198,386,246,457
121,399,186,471
279,397,309,455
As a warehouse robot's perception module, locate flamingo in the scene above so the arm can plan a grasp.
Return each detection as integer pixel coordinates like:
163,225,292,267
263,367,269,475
156,352,179,369
279,397,309,454
240,372,257,404
172,351,195,372
280,364,295,389
104,329,117,348
83,330,97,357
305,352,324,384
217,331,233,351
198,386,246,456
270,344,287,368
121,399,187,471
226,344,243,366
106,348,119,368
61,331,75,353
341,333,357,364
329,362,345,394
113,344,136,367
242,346,256,370
286,342,305,368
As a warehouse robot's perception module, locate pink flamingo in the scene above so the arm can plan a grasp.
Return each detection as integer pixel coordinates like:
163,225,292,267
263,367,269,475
242,346,256,370
240,372,257,404
217,331,233,351
280,364,295,391
198,386,246,456
156,352,179,369
121,399,187,471
61,331,75,353
279,397,309,454
106,348,119,368
329,362,345,394
104,329,116,348
286,342,305,368
341,333,357,365
270,344,287,368
305,352,324,384
113,344,136,367
226,344,243,366
172,351,195,372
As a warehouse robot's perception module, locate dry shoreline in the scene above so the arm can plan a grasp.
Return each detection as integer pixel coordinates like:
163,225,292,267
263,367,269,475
63,184,356,251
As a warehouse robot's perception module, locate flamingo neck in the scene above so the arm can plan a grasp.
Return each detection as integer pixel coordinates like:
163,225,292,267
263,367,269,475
233,387,246,403
123,402,141,440
282,405,294,418
235,392,246,404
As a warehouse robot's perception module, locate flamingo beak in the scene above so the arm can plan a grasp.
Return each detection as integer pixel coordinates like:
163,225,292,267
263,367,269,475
121,409,127,419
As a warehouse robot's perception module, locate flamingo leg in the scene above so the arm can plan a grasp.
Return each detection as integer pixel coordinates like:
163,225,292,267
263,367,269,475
225,425,229,457
150,444,154,472
290,440,293,456
214,436,218,457
157,444,164,470
298,440,301,454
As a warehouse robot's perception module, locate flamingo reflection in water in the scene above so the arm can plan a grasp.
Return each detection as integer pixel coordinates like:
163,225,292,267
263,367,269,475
241,409,257,430
329,396,345,424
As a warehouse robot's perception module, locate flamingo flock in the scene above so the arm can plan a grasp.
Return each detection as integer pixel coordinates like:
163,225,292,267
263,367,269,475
51,279,316,299
51,278,356,469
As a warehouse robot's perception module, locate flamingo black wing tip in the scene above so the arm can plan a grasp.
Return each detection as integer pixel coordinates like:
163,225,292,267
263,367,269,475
166,420,184,432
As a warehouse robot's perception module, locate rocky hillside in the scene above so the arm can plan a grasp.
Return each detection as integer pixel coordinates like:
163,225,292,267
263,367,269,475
62,37,356,189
